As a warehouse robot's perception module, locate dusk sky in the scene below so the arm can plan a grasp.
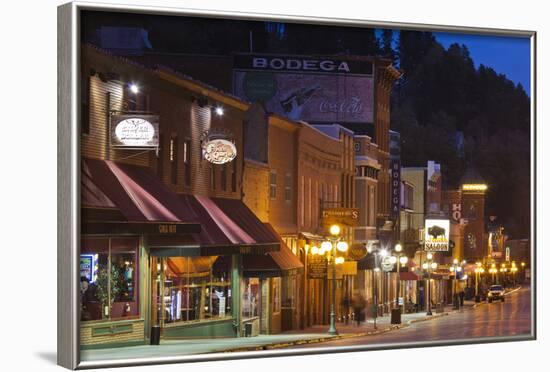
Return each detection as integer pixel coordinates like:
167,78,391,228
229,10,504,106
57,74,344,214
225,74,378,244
433,32,531,94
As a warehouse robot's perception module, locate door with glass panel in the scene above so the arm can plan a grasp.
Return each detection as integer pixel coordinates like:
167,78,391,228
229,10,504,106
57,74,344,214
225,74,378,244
151,256,232,333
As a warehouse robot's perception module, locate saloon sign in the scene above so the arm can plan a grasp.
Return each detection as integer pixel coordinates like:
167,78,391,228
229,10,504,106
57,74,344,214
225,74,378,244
111,115,159,148
424,219,450,252
321,208,359,227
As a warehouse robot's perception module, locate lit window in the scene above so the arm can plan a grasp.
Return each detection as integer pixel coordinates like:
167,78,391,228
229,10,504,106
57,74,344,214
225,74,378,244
270,170,277,199
285,173,292,202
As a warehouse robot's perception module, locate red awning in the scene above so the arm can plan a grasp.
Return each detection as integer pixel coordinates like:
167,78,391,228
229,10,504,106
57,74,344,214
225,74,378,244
213,224,303,277
400,271,419,281
83,158,188,222
82,158,280,255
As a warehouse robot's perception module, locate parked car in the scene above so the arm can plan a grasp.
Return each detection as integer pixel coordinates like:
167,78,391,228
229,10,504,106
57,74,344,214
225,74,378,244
487,285,505,303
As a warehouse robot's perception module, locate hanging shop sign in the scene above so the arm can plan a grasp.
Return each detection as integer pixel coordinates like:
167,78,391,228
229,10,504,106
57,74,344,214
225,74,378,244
342,261,357,276
321,207,359,227
348,243,368,261
381,256,395,272
200,128,237,164
308,255,328,279
424,219,450,251
111,114,159,148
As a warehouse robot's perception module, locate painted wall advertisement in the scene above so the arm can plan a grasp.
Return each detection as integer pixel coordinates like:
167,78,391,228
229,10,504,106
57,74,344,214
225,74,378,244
233,54,374,123
424,219,450,251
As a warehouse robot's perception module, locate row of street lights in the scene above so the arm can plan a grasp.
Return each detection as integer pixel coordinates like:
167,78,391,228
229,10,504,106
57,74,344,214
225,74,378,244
313,223,527,335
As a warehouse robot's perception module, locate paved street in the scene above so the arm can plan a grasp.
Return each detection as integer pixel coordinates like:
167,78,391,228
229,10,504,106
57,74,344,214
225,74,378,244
81,287,531,362
291,286,532,349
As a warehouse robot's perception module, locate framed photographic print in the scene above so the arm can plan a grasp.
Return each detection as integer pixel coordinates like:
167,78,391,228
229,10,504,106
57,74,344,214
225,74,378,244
57,1,536,369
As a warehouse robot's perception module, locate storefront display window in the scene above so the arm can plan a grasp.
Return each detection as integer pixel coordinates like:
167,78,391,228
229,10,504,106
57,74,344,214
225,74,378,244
154,256,231,325
272,278,281,313
242,278,261,319
80,237,140,321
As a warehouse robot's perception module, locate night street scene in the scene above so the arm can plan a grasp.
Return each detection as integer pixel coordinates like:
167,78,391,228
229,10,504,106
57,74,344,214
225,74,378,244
78,11,533,362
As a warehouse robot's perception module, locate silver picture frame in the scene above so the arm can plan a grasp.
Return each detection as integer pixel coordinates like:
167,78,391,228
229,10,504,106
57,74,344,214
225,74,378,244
57,1,537,369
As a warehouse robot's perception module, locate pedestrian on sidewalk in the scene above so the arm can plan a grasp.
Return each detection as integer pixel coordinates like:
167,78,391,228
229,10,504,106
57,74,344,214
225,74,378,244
459,290,465,306
351,291,367,327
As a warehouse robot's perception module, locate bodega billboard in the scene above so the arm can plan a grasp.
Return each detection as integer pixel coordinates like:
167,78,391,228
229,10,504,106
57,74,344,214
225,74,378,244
233,54,374,123
424,219,450,251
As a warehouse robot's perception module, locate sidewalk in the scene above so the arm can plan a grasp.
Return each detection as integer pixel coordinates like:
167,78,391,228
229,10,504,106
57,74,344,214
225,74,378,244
81,304,468,362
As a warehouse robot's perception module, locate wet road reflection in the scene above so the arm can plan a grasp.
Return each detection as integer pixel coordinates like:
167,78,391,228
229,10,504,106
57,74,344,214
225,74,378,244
293,287,532,348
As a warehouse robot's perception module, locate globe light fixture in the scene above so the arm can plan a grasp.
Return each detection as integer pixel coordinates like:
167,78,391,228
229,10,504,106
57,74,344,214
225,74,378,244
311,246,319,255
329,224,341,236
380,249,388,257
431,262,438,270
336,241,349,252
321,241,332,254
129,83,139,94
215,106,224,116
422,263,428,270
399,256,408,265
389,256,397,264
335,257,345,265
395,243,402,252
427,253,433,260
453,258,459,265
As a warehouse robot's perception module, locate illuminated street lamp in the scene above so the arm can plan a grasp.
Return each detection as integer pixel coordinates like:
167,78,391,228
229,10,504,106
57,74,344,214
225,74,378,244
489,263,498,284
422,253,437,316
474,262,485,302
394,243,408,315
367,243,385,329
323,224,348,336
510,262,518,286
449,258,463,309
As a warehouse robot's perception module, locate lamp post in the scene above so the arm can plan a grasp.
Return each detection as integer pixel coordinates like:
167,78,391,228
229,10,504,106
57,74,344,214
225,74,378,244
422,253,437,316
394,243,408,314
500,263,508,288
449,259,462,309
510,262,518,286
367,244,386,329
489,263,497,284
322,224,348,336
474,262,484,302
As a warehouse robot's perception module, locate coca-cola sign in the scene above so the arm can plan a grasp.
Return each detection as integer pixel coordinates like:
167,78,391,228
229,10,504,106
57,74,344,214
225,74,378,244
234,54,374,123
111,114,159,148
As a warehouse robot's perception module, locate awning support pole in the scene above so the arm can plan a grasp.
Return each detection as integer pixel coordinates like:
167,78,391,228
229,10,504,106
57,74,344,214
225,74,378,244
231,254,242,337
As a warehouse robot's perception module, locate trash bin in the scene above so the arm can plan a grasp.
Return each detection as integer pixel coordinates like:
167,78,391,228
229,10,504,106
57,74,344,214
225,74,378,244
244,322,253,337
150,325,161,345
391,308,401,324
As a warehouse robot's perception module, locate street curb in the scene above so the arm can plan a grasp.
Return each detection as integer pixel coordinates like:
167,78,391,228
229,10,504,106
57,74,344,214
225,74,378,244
218,314,453,353
218,326,404,353
407,312,449,325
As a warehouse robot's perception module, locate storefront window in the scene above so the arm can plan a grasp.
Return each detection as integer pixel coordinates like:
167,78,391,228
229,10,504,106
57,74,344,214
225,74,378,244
272,278,281,313
156,256,231,325
80,237,139,322
242,278,261,319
